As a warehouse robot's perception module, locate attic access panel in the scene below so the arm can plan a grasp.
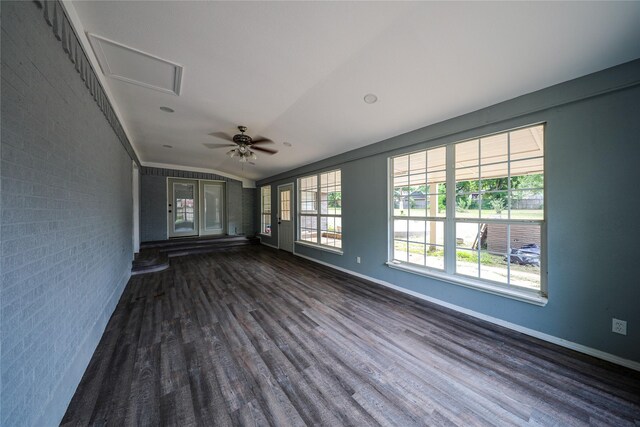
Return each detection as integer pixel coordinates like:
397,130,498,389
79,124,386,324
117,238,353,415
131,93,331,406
88,33,183,95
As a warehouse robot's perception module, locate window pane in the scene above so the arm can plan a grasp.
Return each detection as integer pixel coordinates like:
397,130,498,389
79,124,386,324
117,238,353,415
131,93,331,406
456,194,480,219
427,147,446,171
426,220,445,246
481,177,508,193
456,166,479,194
455,139,479,168
509,224,541,255
409,173,426,187
481,133,508,165
262,214,271,235
408,220,425,243
408,243,426,266
409,151,426,175
300,215,317,243
394,187,410,216
394,219,408,240
409,192,427,217
427,170,446,187
394,240,408,262
456,222,481,250
481,192,508,219
394,175,409,187
426,245,445,270
481,163,509,182
485,223,507,253
320,216,342,248
508,223,541,290
456,249,479,278
394,155,409,176
510,125,544,161
480,250,509,284
426,190,446,218
510,190,543,219
510,158,544,180
510,265,541,290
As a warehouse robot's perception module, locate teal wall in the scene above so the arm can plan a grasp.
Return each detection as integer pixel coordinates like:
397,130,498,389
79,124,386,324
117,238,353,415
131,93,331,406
258,59,640,363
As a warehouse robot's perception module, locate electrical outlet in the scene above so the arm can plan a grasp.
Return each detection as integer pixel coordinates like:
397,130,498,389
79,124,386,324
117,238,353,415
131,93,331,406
356,256,361,264
612,318,627,335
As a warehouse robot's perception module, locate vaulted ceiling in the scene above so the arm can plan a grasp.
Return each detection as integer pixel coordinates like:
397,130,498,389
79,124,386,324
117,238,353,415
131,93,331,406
68,1,640,182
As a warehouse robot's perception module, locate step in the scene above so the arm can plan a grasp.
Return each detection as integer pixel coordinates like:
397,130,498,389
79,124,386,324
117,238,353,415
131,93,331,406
132,236,259,275
140,235,255,250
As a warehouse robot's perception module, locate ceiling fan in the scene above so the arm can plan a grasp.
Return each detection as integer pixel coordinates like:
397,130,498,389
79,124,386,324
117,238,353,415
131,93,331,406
204,125,278,163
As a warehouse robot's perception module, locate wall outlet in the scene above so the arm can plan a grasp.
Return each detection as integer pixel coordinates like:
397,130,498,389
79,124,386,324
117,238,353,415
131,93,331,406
356,256,361,264
612,318,627,335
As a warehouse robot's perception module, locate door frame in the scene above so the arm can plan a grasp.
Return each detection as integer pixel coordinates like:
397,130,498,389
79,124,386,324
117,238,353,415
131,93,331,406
167,178,200,238
199,180,226,236
277,182,295,251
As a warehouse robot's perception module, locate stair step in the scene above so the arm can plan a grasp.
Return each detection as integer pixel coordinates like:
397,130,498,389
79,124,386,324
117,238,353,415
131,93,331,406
133,236,259,275
141,235,254,250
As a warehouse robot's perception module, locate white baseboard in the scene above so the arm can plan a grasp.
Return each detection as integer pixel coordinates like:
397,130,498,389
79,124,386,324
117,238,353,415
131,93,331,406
292,252,640,372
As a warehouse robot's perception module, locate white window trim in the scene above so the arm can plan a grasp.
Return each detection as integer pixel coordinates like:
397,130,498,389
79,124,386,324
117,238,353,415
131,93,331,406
295,240,344,255
387,123,547,304
260,185,272,236
297,169,343,253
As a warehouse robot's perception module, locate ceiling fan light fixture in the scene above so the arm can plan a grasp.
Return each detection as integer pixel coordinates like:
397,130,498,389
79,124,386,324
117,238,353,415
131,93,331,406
239,155,248,163
249,151,257,160
226,149,237,157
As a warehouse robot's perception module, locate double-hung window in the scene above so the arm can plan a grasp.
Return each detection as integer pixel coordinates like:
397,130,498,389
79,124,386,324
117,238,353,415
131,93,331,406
390,124,545,298
260,186,271,235
298,169,342,250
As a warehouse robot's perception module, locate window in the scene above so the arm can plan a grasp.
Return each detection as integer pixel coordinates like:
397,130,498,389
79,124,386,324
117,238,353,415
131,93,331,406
390,124,544,297
298,170,342,250
260,186,271,235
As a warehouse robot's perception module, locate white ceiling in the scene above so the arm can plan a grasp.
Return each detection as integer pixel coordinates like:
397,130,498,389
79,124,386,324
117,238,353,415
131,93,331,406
69,1,640,182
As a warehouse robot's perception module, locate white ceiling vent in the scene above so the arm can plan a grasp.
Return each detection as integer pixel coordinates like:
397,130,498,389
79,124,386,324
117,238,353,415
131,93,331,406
88,33,183,96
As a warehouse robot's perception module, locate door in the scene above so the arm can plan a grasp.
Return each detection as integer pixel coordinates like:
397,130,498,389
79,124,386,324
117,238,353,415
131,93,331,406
168,178,199,238
200,181,225,236
278,183,294,252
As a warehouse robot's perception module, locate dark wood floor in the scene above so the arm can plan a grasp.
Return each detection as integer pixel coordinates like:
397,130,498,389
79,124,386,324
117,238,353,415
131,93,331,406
62,245,640,426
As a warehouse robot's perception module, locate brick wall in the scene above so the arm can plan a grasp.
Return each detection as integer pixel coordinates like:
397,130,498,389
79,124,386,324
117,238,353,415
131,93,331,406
242,188,257,236
140,174,167,242
1,2,134,425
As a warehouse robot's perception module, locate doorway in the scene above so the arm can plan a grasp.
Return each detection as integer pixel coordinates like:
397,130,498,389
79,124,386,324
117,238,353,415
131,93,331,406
168,178,225,238
278,183,294,252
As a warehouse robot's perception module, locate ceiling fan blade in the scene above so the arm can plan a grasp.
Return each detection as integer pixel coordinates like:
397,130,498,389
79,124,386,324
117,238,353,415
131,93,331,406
208,131,234,141
251,136,274,145
252,146,278,155
204,143,237,149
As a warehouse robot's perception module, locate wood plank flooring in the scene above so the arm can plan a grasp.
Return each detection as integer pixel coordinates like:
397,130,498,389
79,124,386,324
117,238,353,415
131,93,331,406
62,245,640,426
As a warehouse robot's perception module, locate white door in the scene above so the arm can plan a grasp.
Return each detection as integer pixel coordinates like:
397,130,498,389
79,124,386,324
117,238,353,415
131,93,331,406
278,183,294,252
200,181,225,236
168,178,199,238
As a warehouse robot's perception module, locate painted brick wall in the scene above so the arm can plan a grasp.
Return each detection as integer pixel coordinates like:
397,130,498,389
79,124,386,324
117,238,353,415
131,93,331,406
242,188,257,236
1,2,134,426
140,174,167,242
227,180,243,235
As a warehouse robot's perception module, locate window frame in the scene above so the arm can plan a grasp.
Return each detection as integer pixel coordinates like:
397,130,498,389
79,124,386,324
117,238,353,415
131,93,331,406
297,169,343,254
387,123,547,305
260,185,272,236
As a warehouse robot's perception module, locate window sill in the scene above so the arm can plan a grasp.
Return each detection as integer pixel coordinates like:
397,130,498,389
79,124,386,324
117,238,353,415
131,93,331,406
259,233,272,237
385,261,548,306
295,241,344,255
